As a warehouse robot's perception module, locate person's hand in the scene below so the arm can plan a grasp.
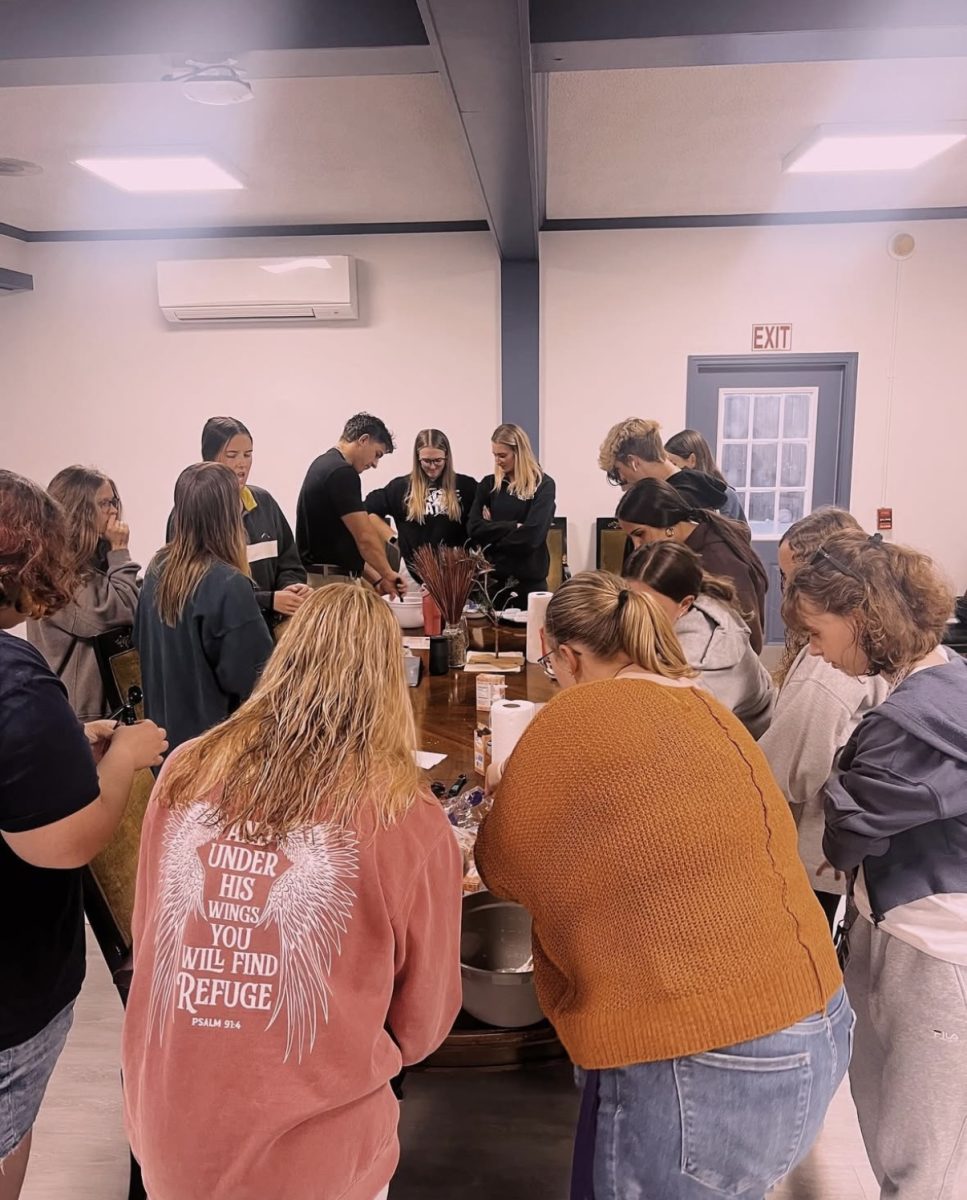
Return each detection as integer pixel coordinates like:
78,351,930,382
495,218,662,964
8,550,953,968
483,506,492,520
817,859,845,884
105,514,130,550
288,583,312,598
485,760,504,797
273,586,308,616
84,720,116,747
379,574,406,600
108,720,168,771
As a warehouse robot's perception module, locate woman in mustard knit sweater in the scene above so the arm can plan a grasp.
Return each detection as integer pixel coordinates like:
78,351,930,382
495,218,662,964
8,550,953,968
475,571,849,1200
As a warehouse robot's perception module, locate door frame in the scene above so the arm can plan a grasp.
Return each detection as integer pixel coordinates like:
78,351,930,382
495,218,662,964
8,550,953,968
685,352,859,511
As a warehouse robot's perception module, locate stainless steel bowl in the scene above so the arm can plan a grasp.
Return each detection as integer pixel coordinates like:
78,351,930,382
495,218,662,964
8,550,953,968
460,891,544,1028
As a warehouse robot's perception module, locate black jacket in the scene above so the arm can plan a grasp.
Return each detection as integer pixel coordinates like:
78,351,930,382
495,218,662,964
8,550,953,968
824,655,967,920
166,485,304,623
135,560,274,752
365,474,478,574
468,474,556,585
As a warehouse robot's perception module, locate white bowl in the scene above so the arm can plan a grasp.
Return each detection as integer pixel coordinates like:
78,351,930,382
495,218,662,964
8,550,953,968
385,594,424,630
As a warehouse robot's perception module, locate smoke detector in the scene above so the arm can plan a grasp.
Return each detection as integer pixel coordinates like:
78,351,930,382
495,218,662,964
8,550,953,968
888,232,916,260
0,158,43,176
163,60,254,106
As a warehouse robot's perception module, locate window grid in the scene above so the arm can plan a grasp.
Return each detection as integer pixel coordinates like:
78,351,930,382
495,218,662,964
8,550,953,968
716,387,819,540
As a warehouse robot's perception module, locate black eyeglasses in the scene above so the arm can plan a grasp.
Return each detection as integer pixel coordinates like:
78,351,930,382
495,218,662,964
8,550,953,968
96,496,120,512
538,651,556,679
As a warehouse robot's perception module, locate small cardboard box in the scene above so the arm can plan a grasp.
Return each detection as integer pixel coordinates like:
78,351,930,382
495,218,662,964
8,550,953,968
473,726,492,778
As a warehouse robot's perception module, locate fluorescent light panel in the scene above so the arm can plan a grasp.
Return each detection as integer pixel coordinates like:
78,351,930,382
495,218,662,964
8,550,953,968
784,131,965,174
74,155,244,192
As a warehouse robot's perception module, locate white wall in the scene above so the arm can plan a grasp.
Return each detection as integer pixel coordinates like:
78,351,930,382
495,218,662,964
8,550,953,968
542,220,967,588
0,233,31,274
0,233,500,569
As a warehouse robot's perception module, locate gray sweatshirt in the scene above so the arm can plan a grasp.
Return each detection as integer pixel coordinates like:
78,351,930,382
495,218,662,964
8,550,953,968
675,595,775,738
758,647,889,892
26,548,140,721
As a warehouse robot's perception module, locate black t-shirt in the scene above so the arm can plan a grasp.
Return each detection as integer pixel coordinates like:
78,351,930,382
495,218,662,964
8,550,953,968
0,632,100,1049
365,473,478,575
295,448,367,574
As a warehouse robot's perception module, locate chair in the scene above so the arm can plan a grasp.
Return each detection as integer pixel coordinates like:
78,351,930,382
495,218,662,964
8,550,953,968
596,518,631,575
546,517,569,591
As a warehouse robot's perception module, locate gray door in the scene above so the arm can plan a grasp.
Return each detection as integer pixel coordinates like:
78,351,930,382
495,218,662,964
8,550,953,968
686,354,857,645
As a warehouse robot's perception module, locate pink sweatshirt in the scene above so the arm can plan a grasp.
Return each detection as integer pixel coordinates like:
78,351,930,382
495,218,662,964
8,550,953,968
122,759,463,1200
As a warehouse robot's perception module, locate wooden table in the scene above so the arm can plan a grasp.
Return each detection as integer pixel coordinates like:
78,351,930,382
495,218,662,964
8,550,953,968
404,621,565,1070
408,622,557,786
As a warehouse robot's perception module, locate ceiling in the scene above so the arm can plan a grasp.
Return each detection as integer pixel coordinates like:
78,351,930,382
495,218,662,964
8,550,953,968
1,2,967,237
0,74,483,230
546,57,967,219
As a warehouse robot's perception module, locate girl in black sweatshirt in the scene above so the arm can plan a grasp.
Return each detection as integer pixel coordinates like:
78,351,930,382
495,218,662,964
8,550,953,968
468,424,556,604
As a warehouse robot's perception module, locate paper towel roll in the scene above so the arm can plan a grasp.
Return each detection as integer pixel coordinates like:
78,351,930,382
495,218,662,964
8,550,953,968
525,591,553,664
490,699,536,766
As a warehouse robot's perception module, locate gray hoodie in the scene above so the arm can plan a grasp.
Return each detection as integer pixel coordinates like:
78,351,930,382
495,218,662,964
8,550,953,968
824,654,967,919
675,595,775,737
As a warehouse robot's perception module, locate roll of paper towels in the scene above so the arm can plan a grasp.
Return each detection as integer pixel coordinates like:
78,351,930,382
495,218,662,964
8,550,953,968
490,699,537,766
525,591,553,664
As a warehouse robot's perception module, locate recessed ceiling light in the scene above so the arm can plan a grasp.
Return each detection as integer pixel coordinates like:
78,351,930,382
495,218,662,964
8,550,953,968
73,155,244,193
783,128,966,174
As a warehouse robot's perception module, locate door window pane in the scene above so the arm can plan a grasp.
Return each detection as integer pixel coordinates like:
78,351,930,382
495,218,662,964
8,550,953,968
780,442,807,487
724,394,750,439
751,443,777,488
783,394,810,438
778,492,805,525
753,394,780,439
721,443,748,488
749,492,776,523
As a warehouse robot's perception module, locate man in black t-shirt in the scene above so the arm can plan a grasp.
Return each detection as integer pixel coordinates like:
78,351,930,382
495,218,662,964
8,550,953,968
296,412,406,597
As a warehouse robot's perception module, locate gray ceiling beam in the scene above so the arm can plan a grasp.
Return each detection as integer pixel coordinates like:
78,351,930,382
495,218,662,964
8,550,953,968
0,46,436,89
416,0,540,260
533,26,967,72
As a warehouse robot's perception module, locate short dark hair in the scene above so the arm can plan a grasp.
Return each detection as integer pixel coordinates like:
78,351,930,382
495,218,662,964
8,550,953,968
341,412,394,451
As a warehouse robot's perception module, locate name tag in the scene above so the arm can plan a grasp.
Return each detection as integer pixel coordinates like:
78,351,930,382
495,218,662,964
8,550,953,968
247,539,278,564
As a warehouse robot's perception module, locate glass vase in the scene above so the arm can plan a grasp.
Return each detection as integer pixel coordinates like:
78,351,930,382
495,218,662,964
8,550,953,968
443,617,469,669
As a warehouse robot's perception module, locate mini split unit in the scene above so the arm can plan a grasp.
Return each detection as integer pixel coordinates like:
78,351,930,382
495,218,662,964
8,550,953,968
157,256,358,323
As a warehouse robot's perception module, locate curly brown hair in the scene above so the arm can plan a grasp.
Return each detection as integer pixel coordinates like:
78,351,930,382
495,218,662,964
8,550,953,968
782,530,954,680
775,507,862,686
0,469,79,619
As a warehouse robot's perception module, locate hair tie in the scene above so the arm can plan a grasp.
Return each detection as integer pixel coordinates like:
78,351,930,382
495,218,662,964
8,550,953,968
617,588,630,611
867,533,884,548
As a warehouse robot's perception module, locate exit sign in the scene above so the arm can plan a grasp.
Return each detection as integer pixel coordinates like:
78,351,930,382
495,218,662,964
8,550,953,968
752,323,792,351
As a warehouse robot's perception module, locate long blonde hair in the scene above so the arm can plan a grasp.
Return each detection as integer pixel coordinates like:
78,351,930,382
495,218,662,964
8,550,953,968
545,570,696,679
153,462,249,627
405,429,462,523
47,465,119,581
160,583,422,838
492,423,543,501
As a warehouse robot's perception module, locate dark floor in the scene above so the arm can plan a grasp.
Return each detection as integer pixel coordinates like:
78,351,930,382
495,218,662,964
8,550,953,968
392,1061,580,1199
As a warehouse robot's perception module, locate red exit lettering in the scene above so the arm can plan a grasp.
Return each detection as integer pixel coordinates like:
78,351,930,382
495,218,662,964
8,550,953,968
752,323,792,351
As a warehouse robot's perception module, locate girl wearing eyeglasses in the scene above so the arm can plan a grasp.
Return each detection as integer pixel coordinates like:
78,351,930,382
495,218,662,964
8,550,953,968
476,571,847,1200
364,430,477,579
783,532,967,1200
758,509,889,931
26,466,139,720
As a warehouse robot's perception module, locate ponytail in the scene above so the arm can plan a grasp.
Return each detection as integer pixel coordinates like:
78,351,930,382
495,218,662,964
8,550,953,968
544,570,696,680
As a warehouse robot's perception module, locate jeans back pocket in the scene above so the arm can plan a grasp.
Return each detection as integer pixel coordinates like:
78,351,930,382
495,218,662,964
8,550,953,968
673,1050,812,1196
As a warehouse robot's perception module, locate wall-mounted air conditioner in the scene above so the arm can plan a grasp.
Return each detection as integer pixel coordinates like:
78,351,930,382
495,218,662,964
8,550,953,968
157,255,357,324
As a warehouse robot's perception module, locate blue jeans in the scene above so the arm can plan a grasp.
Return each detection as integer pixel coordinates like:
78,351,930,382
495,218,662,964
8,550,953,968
580,986,854,1199
0,1003,74,1159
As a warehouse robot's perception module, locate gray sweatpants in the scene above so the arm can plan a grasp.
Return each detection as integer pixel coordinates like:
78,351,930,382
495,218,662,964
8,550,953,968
845,916,967,1199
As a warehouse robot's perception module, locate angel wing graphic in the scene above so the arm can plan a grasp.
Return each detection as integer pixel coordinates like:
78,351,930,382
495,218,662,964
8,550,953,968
147,803,210,1043
257,825,358,1063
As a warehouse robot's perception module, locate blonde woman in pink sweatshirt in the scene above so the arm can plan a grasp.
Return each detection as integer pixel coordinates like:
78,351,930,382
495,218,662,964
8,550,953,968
122,584,462,1200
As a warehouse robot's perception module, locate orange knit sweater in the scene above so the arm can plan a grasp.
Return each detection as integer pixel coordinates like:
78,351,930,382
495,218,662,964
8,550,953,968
475,678,842,1069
